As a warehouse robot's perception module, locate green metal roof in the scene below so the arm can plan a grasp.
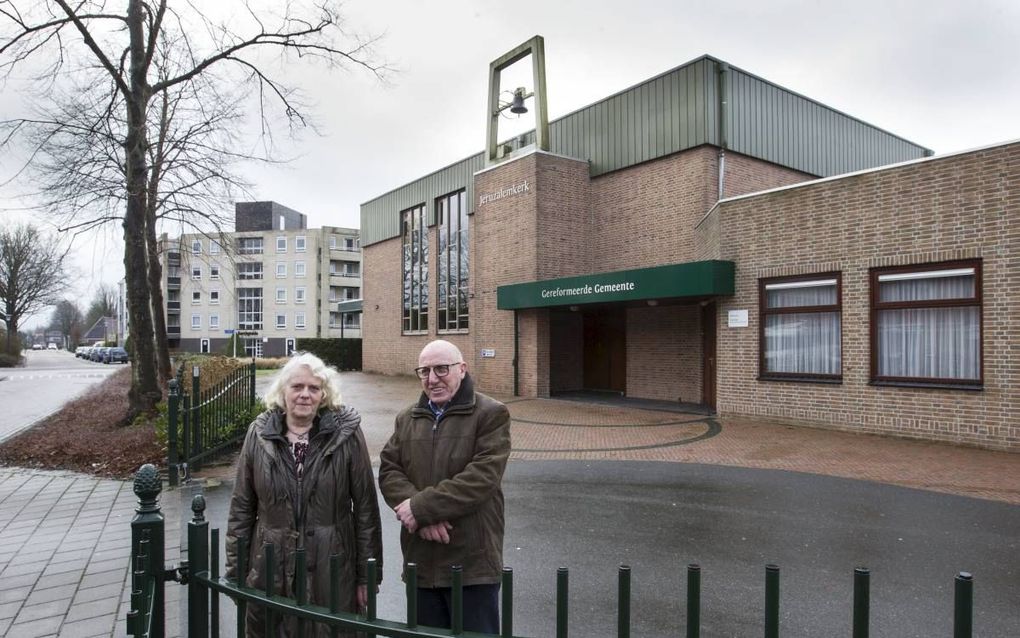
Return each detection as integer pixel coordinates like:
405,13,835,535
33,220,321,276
497,261,735,310
362,54,931,247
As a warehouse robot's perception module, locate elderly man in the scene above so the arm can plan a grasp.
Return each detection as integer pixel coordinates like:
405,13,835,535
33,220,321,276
379,339,511,633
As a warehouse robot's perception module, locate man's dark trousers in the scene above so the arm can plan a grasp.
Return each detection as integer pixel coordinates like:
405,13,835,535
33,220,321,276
416,584,500,633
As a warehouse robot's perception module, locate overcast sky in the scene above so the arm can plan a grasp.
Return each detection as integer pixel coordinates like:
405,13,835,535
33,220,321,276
7,0,1020,329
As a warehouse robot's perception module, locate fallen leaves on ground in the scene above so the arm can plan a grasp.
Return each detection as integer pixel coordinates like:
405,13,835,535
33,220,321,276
0,368,163,479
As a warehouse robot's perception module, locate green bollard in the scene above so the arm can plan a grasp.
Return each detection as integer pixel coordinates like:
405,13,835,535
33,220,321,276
687,564,701,638
618,565,631,638
764,564,780,638
556,567,569,638
406,563,418,629
954,572,973,638
501,567,513,638
853,567,869,638
367,557,378,638
451,565,463,635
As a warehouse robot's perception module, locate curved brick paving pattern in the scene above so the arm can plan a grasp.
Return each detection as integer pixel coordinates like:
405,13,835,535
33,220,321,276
507,398,720,453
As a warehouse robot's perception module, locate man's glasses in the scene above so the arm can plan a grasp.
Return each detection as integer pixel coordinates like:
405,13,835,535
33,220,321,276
414,362,462,379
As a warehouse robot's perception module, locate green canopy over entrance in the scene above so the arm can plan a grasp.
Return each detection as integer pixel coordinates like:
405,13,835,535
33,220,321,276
496,260,735,310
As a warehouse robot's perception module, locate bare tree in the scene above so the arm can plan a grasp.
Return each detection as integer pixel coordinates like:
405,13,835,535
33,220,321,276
0,1,386,417
83,283,117,330
0,223,70,355
47,298,84,348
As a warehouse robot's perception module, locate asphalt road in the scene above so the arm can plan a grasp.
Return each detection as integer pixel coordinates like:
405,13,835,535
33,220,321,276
0,348,121,443
185,460,1020,638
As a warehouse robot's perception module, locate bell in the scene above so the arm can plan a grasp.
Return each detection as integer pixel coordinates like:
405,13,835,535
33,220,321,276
510,87,528,115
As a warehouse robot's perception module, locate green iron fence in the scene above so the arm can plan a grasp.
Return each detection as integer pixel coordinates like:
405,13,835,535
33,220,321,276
167,361,257,486
127,464,980,638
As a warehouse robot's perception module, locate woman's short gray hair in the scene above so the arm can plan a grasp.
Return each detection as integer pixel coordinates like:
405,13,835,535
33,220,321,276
262,352,343,412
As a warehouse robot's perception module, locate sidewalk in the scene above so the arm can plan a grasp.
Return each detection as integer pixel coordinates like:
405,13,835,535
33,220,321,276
0,469,182,638
0,370,1016,637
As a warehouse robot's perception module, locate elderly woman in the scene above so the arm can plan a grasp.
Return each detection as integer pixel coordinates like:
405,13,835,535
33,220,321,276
226,352,382,637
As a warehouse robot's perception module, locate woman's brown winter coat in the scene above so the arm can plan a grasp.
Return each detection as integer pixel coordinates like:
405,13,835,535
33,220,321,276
225,406,382,637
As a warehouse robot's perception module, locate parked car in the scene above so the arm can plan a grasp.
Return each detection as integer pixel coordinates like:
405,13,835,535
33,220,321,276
90,347,109,362
31,343,43,350
103,347,129,364
75,346,87,358
47,343,58,350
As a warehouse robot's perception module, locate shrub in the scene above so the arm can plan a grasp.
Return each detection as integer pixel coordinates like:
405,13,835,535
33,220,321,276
296,338,362,371
254,357,287,370
0,353,21,367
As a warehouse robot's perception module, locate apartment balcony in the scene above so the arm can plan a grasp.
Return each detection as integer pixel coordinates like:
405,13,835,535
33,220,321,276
167,301,181,311
329,272,361,279
166,326,181,336
167,252,181,266
167,276,181,288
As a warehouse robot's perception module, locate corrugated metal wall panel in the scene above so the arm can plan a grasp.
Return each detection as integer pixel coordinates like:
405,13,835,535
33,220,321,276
360,153,484,246
361,56,929,246
724,67,925,176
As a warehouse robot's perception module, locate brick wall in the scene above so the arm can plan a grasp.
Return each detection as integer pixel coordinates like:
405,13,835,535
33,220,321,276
626,305,703,402
706,142,1020,451
364,146,816,399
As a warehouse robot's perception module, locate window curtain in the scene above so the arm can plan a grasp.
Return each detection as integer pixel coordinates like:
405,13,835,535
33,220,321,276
877,274,979,380
764,284,840,375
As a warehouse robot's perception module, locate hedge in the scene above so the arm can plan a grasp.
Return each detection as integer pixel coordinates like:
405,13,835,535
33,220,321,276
296,338,362,371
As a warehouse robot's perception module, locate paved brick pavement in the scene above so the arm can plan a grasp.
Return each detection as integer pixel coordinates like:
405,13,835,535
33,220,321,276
0,469,181,638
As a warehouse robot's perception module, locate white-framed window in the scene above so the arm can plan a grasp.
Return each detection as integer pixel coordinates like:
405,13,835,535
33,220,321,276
191,314,201,329
192,291,202,304
237,262,263,280
210,290,220,305
238,237,263,255
191,239,202,254
329,236,337,249
209,314,220,329
276,288,287,304
295,287,306,304
191,266,202,280
346,237,358,250
237,287,263,330
295,236,306,252
295,262,306,277
276,262,287,278
210,240,221,255
870,260,982,385
210,264,220,280
295,313,306,329
276,313,287,329
276,236,287,253
760,274,842,380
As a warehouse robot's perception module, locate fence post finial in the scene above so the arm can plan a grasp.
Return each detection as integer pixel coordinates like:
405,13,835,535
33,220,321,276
133,463,162,512
191,494,207,523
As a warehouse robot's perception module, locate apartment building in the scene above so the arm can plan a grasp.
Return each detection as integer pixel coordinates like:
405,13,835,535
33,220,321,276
162,202,362,357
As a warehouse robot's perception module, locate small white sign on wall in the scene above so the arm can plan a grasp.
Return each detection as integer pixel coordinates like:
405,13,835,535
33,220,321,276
481,349,496,358
728,309,749,328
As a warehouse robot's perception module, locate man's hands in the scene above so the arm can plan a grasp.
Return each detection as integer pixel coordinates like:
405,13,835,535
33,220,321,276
394,498,418,533
357,584,368,610
394,499,453,543
418,521,453,544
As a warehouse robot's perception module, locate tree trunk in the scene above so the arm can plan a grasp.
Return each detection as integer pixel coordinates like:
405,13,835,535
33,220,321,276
4,316,18,355
145,208,172,382
122,0,161,418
